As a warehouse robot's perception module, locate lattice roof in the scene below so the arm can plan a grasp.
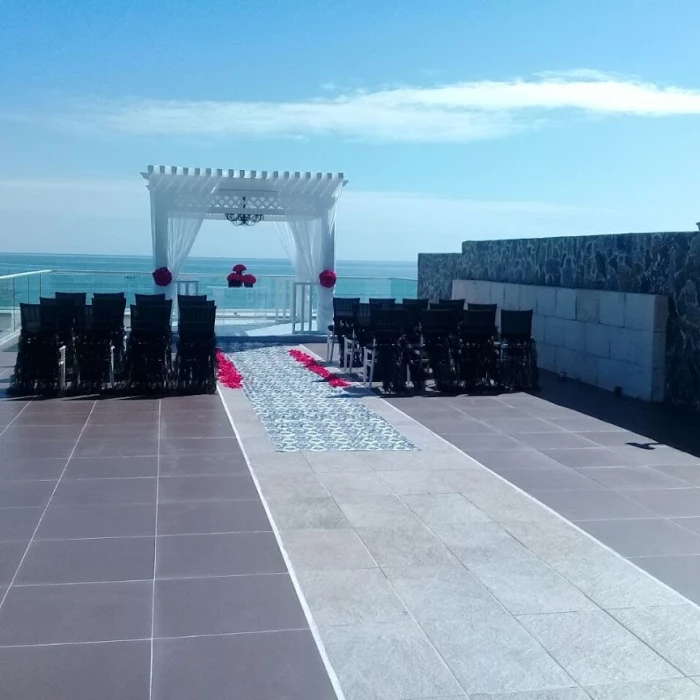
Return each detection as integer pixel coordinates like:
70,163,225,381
141,166,346,218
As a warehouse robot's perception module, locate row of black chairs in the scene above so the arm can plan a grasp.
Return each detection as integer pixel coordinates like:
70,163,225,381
328,297,537,394
10,292,218,396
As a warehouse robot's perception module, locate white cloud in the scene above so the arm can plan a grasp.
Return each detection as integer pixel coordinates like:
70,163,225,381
21,70,700,144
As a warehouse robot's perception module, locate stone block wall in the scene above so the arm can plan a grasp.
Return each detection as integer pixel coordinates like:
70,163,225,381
452,280,667,401
419,231,700,409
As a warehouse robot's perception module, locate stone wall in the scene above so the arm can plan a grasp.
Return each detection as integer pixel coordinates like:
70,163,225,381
418,232,700,409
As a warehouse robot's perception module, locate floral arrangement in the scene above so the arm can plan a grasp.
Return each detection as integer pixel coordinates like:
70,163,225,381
319,269,337,289
227,264,256,288
289,349,350,387
216,350,243,388
152,267,172,287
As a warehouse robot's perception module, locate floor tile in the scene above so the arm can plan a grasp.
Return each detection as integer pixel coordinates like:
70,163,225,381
335,495,421,528
257,473,328,500
282,528,377,570
159,422,235,439
674,517,700,536
621,488,700,518
401,493,491,527
0,506,43,541
247,452,312,474
378,470,455,495
0,640,151,700
423,613,573,695
584,678,700,700
304,451,372,472
481,417,566,434
37,503,156,539
579,519,700,557
611,605,700,676
0,456,67,481
159,453,250,476
267,497,349,529
0,439,76,459
73,438,158,458
158,437,239,457
575,430,658,447
471,689,589,700
152,630,336,700
632,555,700,604
384,564,503,622
155,573,306,637
498,467,601,492
517,432,600,449
431,522,536,566
0,580,152,645
542,448,636,469
158,474,257,502
447,434,524,450
470,559,596,615
322,620,463,700
0,541,31,583
577,466,689,490
552,551,685,609
157,499,270,535
80,424,159,440
501,521,605,565
17,536,154,584
0,479,56,507
297,568,409,626
64,456,158,479
462,449,562,472
654,464,700,486
156,532,285,578
52,477,157,505
360,451,428,471
357,523,456,568
318,472,394,498
530,489,657,521
519,610,681,685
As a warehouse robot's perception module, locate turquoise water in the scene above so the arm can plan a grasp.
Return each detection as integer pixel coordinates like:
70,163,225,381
0,253,418,309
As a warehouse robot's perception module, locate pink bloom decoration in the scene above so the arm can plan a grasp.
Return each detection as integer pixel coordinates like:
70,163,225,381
232,264,247,273
152,267,172,286
289,349,350,388
216,350,243,389
227,272,244,284
319,269,337,289
242,273,257,286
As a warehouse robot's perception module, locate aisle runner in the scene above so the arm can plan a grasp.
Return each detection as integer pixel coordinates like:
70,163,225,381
226,345,415,452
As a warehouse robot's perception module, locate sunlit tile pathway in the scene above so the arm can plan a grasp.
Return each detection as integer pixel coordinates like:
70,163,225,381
219,345,700,700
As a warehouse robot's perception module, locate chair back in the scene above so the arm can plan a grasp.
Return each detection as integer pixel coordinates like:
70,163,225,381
461,309,497,337
178,304,216,339
92,297,126,331
92,292,125,302
370,308,406,338
402,298,429,310
420,309,461,336
55,292,86,306
178,294,208,307
501,309,533,339
20,303,41,333
468,302,497,311
352,302,372,328
333,297,360,316
135,293,166,305
368,298,395,309
431,299,464,310
130,301,172,333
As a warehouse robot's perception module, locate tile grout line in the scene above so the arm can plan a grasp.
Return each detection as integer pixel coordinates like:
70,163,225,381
0,400,97,614
148,398,162,700
216,384,348,700
0,401,30,439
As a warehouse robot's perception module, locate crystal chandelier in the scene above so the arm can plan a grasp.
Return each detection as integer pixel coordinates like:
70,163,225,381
225,196,263,226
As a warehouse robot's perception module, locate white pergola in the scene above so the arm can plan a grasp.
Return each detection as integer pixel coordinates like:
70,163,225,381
141,165,347,331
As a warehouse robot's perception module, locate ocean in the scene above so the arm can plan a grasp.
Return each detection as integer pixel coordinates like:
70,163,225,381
0,253,418,308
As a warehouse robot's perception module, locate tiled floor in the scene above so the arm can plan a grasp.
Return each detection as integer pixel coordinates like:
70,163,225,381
222,351,700,700
0,390,336,700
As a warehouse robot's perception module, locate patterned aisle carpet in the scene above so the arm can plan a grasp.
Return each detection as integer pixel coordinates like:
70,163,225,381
225,345,416,452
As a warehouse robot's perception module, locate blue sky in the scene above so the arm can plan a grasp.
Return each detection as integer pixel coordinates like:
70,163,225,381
2,0,700,260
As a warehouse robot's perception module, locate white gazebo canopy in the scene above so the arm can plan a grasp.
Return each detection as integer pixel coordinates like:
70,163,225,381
141,165,347,330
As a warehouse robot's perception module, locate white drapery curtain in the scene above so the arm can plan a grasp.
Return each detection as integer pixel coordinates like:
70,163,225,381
151,176,219,298
274,183,343,332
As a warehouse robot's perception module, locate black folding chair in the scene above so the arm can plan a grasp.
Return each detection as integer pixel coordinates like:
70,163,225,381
468,302,497,311
431,299,465,311
178,294,208,307
126,301,173,393
368,298,396,308
93,292,125,302
328,297,360,364
459,309,499,389
175,304,217,394
500,310,538,391
135,293,166,304
10,303,66,395
419,309,462,392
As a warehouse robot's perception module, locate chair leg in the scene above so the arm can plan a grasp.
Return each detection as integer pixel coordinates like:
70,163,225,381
326,329,334,363
368,347,376,387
